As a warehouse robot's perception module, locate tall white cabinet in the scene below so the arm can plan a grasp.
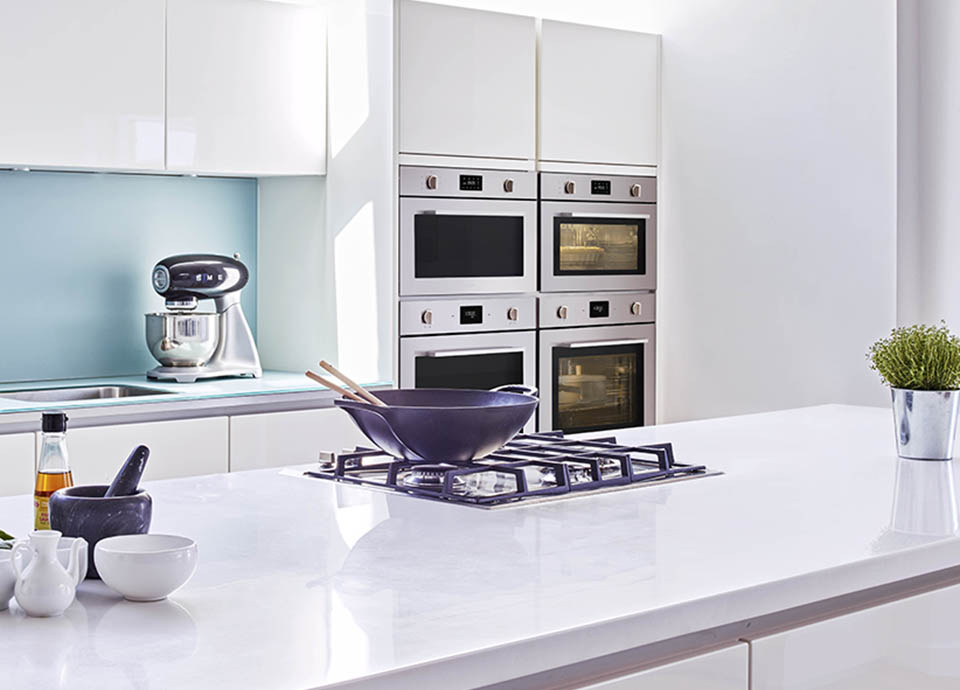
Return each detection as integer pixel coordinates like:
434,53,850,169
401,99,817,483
0,0,165,171
397,0,536,161
166,0,327,175
539,20,660,167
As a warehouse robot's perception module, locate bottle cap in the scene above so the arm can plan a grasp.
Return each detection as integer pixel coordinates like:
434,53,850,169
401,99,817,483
41,412,68,433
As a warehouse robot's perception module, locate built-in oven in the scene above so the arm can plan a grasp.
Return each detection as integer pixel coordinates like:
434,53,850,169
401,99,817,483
400,295,538,429
400,166,538,297
540,172,657,293
538,292,655,433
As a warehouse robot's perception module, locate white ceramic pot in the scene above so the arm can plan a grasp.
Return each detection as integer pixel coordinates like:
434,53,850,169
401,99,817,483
95,534,198,602
0,549,15,611
12,530,84,617
0,537,87,611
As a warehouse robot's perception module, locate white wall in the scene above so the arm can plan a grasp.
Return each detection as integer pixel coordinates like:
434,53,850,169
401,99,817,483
897,1,960,332
420,0,898,421
258,0,394,385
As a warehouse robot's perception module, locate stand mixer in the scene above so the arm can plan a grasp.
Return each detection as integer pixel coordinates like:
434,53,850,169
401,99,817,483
145,253,262,383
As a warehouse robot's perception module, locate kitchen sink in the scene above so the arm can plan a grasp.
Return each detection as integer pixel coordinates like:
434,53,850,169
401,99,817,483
0,385,176,403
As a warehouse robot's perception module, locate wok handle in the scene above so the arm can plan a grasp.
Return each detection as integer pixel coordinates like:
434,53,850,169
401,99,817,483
492,384,539,397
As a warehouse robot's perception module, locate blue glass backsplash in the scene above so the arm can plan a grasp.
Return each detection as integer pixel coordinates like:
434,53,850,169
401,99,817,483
0,171,257,383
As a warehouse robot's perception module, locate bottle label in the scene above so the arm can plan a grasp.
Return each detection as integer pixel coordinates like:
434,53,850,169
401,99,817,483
34,495,50,530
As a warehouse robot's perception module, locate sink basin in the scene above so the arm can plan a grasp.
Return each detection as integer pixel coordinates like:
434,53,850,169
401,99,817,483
0,385,175,403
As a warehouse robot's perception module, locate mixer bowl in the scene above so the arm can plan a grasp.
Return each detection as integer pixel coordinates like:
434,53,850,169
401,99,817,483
145,313,219,367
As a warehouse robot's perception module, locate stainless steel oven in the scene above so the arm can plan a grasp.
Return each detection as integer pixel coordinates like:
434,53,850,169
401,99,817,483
400,166,538,297
400,295,537,429
538,292,655,433
540,173,657,293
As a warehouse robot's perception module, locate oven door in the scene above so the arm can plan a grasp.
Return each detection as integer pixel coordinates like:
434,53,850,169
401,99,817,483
400,197,538,296
540,201,656,293
538,324,655,433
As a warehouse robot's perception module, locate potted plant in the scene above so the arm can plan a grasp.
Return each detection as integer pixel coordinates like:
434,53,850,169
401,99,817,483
869,322,960,460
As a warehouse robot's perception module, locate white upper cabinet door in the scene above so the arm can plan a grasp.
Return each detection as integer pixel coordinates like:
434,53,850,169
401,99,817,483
166,0,327,176
0,0,165,171
398,0,536,161
749,582,960,689
581,644,748,689
540,21,659,167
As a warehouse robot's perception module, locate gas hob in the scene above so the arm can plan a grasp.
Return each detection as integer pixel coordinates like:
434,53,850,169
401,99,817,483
306,432,718,508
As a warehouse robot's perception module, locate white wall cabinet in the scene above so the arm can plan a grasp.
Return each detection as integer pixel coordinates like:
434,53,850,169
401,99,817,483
0,434,36,498
539,20,659,167
748,582,960,689
0,0,165,171
59,418,229,485
166,0,327,176
229,408,368,472
398,0,536,161
581,644,748,689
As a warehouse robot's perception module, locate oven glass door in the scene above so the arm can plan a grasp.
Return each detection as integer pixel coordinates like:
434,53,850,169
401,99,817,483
540,202,656,292
400,330,537,390
401,198,538,296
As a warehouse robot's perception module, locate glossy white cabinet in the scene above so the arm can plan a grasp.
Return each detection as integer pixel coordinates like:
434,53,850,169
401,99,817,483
229,408,367,472
0,0,165,171
581,644,748,689
166,0,327,175
0,434,36,498
398,0,536,161
749,582,960,689
59,418,229,484
539,20,659,167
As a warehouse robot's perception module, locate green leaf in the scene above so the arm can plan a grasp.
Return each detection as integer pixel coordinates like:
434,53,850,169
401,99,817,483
868,322,960,390
0,529,14,542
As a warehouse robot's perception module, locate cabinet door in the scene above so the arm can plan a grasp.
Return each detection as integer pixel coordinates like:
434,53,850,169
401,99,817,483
581,644,748,689
0,434,36,498
60,418,228,484
749,582,960,689
398,0,536,160
166,0,326,175
229,408,368,472
539,21,659,167
0,0,164,170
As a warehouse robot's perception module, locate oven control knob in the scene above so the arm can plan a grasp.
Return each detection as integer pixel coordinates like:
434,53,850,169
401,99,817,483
557,305,568,319
630,301,642,316
503,178,515,193
425,174,438,190
421,309,433,325
507,307,519,321
630,183,642,198
563,180,576,194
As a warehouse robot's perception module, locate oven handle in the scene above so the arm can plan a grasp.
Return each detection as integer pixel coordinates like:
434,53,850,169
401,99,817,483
418,209,532,217
554,212,652,219
562,338,649,349
420,346,527,358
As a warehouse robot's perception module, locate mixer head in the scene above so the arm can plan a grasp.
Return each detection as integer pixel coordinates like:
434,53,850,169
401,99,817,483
152,253,249,310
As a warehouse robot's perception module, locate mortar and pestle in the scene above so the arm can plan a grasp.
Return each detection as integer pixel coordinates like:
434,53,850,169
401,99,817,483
50,446,152,579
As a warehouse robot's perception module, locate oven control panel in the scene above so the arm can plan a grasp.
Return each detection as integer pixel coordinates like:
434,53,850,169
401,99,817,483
401,296,537,335
540,172,657,203
539,292,655,328
400,166,537,199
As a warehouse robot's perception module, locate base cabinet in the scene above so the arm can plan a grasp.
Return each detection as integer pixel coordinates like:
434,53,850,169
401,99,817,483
229,408,368,472
60,418,229,484
748,582,960,689
0,434,36,498
579,644,748,689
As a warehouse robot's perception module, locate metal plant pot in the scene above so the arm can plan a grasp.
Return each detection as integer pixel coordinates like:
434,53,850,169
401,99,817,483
891,388,960,460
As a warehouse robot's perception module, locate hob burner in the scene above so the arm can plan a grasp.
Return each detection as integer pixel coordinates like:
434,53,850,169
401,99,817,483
306,432,719,508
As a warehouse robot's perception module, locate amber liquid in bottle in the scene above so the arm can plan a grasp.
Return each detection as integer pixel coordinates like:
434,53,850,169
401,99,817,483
34,470,73,530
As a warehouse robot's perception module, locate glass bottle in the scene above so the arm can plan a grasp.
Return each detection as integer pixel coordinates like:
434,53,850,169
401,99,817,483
34,412,73,530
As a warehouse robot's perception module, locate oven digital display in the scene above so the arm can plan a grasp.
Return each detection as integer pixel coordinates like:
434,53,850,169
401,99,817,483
591,180,611,195
460,305,483,324
589,301,610,318
459,174,483,191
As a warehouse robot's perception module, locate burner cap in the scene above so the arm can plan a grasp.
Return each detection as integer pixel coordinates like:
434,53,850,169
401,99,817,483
400,465,456,490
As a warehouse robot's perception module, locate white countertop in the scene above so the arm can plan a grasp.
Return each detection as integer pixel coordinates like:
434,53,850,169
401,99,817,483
2,404,960,689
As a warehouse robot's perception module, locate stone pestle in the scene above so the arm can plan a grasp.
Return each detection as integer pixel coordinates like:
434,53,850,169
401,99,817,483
104,446,151,497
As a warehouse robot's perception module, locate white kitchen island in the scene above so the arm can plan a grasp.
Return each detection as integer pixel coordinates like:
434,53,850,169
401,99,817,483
2,404,960,689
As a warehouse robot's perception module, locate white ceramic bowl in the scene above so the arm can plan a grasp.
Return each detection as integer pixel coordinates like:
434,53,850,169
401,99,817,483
0,537,88,610
95,534,198,602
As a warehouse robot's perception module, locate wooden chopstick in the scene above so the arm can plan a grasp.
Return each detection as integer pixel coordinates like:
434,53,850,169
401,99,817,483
305,370,366,403
318,360,388,407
